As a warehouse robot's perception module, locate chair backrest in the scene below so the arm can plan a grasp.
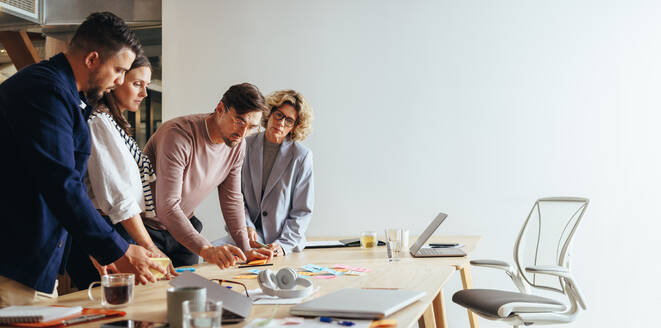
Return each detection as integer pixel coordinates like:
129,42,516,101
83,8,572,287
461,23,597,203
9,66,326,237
513,197,588,293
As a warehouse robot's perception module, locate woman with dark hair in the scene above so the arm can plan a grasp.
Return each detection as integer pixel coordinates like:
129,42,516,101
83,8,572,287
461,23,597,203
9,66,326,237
66,55,175,288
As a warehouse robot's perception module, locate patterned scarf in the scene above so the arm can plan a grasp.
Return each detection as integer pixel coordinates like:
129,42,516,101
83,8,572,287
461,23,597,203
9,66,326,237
89,111,157,217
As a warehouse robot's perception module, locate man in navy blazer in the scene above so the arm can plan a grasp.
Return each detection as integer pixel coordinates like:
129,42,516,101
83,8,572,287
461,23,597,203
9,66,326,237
0,12,163,306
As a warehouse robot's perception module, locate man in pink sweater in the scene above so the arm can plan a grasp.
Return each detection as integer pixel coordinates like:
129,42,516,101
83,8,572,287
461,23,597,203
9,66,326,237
143,83,273,269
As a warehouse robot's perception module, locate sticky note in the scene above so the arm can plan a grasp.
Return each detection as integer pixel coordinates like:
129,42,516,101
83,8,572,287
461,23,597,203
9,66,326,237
313,275,337,279
149,257,171,279
248,259,268,265
233,275,258,279
370,319,397,328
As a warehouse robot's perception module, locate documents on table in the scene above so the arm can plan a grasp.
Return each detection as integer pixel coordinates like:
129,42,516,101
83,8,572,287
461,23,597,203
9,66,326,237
304,240,344,248
248,287,320,305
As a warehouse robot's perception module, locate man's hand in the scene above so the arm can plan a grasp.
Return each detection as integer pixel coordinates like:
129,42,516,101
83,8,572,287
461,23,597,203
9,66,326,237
268,242,284,257
147,246,178,278
200,245,246,269
245,247,273,262
112,244,166,285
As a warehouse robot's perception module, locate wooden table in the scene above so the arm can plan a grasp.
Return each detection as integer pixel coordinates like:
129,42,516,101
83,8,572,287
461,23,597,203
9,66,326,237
46,235,480,328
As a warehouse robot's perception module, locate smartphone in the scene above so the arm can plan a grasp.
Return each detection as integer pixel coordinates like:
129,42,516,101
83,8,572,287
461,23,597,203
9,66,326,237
101,320,168,328
429,243,462,248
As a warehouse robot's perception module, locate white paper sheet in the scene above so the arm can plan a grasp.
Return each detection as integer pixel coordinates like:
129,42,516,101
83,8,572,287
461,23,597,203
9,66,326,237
248,287,320,305
304,241,344,247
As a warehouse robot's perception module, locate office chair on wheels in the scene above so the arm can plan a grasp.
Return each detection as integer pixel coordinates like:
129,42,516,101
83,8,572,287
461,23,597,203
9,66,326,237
453,197,588,327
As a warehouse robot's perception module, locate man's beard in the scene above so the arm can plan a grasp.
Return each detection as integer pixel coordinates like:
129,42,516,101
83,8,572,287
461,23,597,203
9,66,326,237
85,71,108,107
222,134,240,147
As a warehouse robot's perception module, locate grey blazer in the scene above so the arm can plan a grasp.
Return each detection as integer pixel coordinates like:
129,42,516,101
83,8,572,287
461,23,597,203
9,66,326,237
242,132,314,254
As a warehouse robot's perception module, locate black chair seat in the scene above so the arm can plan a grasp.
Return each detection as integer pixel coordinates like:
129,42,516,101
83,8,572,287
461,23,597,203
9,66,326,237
453,289,566,318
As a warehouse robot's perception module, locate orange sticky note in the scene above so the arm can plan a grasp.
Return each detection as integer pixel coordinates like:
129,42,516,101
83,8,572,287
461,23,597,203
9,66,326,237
248,259,268,265
233,275,258,279
370,319,397,328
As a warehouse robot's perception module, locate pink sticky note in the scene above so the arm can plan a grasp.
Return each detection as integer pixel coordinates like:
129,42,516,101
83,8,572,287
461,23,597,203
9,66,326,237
332,264,351,269
314,275,337,279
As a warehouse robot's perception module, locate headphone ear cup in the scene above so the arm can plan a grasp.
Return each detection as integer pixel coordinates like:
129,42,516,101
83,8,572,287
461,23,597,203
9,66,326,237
259,269,277,289
275,267,298,289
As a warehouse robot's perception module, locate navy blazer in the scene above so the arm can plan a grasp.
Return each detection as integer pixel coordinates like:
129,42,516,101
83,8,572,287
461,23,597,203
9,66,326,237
242,132,314,254
0,53,128,293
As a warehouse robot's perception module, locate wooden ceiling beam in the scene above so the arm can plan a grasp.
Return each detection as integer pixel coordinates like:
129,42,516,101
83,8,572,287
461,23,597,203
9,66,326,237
0,31,40,70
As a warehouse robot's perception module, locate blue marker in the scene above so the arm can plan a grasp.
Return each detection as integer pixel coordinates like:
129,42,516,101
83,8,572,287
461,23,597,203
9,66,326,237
175,267,196,273
320,317,354,326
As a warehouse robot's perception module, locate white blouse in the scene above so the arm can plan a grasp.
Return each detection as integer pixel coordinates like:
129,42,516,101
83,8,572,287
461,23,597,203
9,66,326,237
85,113,146,224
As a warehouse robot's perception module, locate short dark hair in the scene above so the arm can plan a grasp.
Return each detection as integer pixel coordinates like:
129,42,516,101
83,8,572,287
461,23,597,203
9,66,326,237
69,12,142,61
221,83,266,115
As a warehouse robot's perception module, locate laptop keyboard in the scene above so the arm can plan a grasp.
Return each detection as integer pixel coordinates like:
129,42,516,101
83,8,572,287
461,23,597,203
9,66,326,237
418,248,447,256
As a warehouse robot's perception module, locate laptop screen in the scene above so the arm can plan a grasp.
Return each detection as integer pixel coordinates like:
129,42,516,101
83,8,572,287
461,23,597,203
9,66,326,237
409,212,448,253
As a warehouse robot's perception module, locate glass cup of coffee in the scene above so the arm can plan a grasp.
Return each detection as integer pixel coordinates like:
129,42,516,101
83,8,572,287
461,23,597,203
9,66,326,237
88,273,135,307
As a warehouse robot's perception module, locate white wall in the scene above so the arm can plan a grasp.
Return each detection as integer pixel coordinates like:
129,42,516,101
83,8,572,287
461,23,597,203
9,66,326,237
163,1,660,326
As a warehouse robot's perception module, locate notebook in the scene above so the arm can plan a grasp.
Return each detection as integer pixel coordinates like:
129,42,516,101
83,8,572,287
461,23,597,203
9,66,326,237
290,288,425,319
0,306,82,324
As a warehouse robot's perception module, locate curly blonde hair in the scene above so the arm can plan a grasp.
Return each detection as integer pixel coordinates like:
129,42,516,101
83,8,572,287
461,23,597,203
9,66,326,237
263,90,313,141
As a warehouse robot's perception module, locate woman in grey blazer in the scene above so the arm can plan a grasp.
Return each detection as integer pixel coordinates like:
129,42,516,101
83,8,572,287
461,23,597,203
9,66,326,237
242,90,314,255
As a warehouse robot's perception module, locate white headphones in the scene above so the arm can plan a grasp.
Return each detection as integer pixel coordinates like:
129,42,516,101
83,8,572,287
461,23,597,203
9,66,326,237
258,268,314,299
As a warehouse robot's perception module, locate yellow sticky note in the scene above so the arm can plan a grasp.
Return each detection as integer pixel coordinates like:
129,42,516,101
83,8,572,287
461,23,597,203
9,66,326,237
149,257,171,279
233,275,258,279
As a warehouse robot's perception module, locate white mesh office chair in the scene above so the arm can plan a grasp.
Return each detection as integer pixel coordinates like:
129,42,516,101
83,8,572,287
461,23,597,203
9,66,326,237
453,197,588,327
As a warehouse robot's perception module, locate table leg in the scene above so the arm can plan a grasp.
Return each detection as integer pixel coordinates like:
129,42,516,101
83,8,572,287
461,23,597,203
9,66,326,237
417,304,436,328
457,265,480,328
432,290,448,328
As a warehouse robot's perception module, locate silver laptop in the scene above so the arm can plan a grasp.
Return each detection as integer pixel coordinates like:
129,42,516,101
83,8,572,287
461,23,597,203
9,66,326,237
409,213,466,257
171,272,251,323
290,288,425,319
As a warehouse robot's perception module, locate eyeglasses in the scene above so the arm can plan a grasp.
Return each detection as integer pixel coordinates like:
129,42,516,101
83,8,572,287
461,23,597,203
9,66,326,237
231,114,259,133
271,110,297,127
211,279,250,298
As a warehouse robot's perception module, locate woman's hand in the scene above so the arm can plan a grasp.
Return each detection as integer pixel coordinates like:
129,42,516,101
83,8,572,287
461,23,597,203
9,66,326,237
89,255,118,276
268,242,284,257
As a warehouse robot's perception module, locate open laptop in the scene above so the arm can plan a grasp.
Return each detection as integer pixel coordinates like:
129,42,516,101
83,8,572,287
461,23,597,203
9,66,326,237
171,272,251,323
290,288,425,319
409,212,466,257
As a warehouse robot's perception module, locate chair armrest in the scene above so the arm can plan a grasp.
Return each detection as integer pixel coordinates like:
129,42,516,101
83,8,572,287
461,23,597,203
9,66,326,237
471,259,513,271
471,259,530,294
525,265,570,277
525,265,587,310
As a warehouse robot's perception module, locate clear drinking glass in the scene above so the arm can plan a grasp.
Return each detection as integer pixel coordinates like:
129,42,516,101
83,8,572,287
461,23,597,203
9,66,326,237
385,228,403,262
182,299,223,328
360,231,377,248
87,273,134,308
